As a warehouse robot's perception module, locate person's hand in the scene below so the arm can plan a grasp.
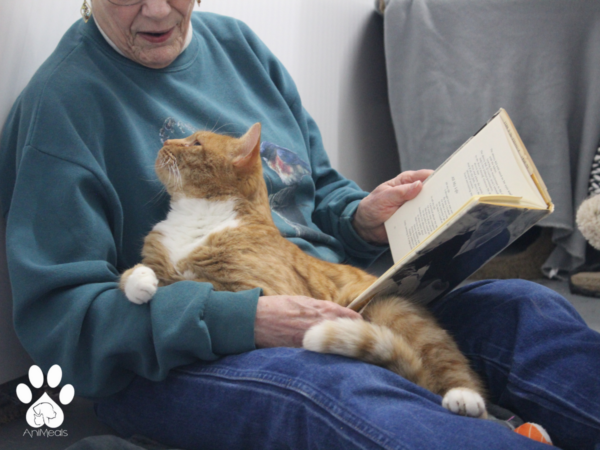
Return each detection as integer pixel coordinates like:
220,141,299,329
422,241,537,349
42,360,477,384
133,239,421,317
352,169,433,245
254,295,362,348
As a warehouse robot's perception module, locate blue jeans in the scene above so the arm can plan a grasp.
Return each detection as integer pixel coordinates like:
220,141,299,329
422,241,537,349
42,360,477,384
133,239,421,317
95,280,600,450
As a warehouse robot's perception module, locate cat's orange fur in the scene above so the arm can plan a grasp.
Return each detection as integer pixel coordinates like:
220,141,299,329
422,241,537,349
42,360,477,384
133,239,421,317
120,123,487,418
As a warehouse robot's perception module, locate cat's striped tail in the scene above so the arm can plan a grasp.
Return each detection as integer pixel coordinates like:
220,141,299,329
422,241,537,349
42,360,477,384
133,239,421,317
302,318,424,384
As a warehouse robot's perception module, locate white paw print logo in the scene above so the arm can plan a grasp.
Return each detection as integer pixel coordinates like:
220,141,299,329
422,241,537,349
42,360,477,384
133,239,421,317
16,365,75,428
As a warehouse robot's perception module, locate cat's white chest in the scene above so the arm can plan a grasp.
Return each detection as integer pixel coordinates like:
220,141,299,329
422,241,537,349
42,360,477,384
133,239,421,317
153,198,239,267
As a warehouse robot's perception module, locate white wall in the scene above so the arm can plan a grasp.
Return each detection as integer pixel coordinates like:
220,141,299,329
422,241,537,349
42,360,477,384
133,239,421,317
0,0,398,385
0,1,82,135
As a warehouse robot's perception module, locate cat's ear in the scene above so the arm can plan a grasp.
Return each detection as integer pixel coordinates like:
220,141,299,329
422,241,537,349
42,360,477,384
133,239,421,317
233,123,261,171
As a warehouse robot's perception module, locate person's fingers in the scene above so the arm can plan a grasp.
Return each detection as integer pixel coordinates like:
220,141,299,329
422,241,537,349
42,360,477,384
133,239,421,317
254,296,362,348
384,180,423,206
316,298,362,320
366,181,423,216
387,169,433,187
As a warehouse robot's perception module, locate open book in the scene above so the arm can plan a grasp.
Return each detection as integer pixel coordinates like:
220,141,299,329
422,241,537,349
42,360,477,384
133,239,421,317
348,109,554,311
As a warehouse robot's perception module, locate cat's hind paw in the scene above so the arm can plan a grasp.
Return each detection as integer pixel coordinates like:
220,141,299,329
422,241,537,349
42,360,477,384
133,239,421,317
442,387,487,419
124,266,158,304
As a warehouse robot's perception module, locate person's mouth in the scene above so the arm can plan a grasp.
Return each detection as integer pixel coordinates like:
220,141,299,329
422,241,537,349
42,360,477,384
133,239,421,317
138,27,175,44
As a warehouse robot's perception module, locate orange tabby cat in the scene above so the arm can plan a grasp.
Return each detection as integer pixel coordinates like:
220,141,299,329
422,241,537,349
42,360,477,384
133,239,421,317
120,123,487,418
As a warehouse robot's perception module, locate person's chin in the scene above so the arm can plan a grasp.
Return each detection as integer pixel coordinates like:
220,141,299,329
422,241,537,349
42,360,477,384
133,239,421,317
134,44,182,69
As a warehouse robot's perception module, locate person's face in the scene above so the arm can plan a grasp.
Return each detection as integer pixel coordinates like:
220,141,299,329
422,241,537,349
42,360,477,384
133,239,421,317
91,0,195,69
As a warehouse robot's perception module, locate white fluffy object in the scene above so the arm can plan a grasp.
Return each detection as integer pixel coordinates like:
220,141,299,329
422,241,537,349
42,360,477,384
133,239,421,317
576,194,600,250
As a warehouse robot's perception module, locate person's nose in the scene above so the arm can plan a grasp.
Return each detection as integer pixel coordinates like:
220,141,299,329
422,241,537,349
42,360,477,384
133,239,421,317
141,0,172,20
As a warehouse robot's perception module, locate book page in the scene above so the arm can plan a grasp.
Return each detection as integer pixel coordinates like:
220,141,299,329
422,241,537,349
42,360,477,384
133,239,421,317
385,114,546,262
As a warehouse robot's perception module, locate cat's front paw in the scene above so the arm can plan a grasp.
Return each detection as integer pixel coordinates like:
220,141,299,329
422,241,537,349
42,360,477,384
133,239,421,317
442,387,487,419
124,266,158,304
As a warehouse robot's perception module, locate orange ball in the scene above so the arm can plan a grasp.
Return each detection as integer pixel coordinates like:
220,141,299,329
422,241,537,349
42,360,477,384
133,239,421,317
514,423,553,445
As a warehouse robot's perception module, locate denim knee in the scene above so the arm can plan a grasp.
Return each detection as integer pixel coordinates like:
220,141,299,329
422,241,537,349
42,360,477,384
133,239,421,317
434,279,587,330
484,279,586,326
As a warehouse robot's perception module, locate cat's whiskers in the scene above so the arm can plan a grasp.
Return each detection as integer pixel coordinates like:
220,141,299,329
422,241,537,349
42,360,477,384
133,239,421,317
156,148,183,192
174,164,183,190
209,113,224,134
212,122,235,136
145,185,169,206
166,160,183,191
141,160,168,188
155,157,169,168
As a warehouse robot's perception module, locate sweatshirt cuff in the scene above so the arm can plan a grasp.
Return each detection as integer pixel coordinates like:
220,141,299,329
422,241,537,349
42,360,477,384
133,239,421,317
339,200,389,265
203,287,261,355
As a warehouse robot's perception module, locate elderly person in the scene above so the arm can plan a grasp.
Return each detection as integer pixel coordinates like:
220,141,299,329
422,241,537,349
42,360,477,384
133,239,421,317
0,1,599,449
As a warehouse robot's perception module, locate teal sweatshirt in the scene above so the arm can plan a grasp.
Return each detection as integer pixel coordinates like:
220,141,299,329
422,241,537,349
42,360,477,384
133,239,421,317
0,13,385,398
